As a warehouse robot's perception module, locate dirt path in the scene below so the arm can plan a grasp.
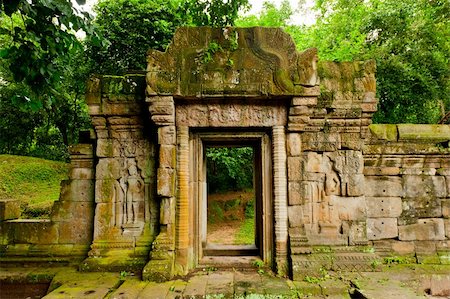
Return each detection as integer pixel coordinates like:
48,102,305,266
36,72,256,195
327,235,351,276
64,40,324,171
207,190,254,245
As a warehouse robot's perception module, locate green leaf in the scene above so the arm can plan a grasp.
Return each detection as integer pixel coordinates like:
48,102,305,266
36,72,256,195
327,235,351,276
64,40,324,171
0,48,10,58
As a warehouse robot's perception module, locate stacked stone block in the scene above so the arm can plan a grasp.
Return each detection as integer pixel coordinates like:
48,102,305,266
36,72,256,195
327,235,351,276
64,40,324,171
364,124,450,264
82,75,157,271
0,143,95,262
142,92,178,281
288,61,379,279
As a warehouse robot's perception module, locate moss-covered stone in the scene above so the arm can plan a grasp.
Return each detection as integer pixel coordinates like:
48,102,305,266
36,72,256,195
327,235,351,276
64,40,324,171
398,124,450,142
369,124,398,141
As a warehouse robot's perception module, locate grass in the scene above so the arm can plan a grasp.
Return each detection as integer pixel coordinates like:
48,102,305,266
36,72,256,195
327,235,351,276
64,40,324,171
234,218,254,245
0,154,69,218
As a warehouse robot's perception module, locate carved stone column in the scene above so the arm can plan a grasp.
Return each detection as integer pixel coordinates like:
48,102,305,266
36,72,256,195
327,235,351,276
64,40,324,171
272,126,289,275
175,126,190,273
82,75,155,272
143,95,177,281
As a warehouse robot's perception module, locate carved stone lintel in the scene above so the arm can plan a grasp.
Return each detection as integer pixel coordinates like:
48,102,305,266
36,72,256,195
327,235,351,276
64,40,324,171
176,102,287,127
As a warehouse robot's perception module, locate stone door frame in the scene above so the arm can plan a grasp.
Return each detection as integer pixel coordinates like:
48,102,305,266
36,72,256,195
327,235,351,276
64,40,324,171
190,131,273,266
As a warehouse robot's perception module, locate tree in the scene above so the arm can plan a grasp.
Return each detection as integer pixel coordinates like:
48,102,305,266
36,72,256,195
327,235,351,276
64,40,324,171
87,0,250,74
0,1,94,160
185,0,250,28
293,0,450,123
0,0,98,98
236,0,293,28
207,147,254,193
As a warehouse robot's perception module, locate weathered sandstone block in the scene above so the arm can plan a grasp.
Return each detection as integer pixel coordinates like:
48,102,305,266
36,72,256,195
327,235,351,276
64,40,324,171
347,221,367,245
398,218,445,241
367,218,398,240
401,197,442,219
364,176,404,197
96,159,121,180
391,241,415,255
157,168,176,198
288,205,304,228
397,124,450,142
368,124,398,141
288,182,302,206
443,201,450,218
302,132,341,151
158,126,176,145
159,145,176,169
403,175,447,198
0,200,21,221
287,157,303,181
287,133,302,156
330,196,366,221
366,197,402,218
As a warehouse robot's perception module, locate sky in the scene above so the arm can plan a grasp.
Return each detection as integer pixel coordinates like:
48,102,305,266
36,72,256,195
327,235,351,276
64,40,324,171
74,0,317,26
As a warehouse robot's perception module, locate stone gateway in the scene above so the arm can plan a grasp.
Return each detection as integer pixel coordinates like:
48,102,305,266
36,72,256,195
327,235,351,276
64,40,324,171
1,27,449,281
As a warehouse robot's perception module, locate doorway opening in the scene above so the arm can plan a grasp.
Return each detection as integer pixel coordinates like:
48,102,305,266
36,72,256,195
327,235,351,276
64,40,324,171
192,132,272,263
205,146,256,253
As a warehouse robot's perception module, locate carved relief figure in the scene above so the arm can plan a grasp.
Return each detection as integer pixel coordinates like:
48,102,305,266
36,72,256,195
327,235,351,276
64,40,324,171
125,160,144,224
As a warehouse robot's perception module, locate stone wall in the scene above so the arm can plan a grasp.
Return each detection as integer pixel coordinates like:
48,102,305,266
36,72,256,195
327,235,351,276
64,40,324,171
0,27,448,280
81,74,158,271
364,124,450,264
0,143,95,263
287,61,380,279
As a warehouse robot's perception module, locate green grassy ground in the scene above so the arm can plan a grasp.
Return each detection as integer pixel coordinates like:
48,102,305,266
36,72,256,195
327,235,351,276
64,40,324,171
234,218,254,245
0,155,69,218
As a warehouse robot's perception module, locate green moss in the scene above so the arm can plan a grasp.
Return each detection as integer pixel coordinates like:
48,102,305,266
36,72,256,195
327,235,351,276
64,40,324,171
369,124,398,141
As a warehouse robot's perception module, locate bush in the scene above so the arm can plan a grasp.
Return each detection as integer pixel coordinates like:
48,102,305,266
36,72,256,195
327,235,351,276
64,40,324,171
206,147,253,193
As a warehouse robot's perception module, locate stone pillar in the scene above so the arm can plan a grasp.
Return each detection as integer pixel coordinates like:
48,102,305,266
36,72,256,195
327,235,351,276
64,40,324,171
143,95,177,281
82,75,156,272
175,126,190,273
272,126,289,275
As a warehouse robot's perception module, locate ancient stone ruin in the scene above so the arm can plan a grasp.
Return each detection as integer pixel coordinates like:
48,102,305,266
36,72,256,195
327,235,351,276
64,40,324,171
1,27,449,281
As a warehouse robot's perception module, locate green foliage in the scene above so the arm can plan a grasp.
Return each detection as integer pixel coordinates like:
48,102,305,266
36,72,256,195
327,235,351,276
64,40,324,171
292,0,450,124
237,0,449,123
224,198,241,211
244,199,255,219
0,47,92,160
202,41,223,64
184,0,250,28
383,256,410,265
236,0,293,27
0,0,97,96
87,0,187,74
0,155,69,218
208,201,224,223
206,147,253,193
303,268,331,284
0,1,93,160
88,0,250,74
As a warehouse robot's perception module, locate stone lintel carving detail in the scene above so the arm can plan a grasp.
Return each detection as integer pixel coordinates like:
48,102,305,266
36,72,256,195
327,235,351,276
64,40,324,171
176,101,287,127
146,27,319,98
272,126,288,274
